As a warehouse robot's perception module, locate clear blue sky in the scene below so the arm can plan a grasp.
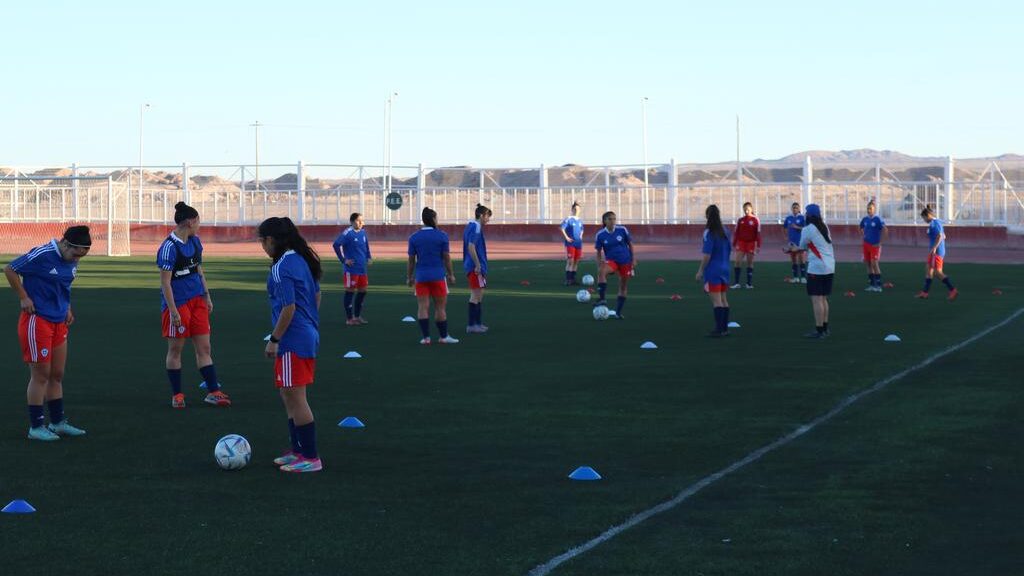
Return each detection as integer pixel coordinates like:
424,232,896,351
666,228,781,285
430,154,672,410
2,0,1019,169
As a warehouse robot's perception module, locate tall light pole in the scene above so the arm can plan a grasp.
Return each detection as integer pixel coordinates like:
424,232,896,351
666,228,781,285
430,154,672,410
251,121,262,195
641,96,649,223
384,91,398,194
139,103,150,222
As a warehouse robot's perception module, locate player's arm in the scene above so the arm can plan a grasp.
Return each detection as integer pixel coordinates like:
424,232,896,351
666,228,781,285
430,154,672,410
559,223,572,243
365,237,372,266
406,255,416,287
594,245,604,268
3,264,34,314
160,269,181,326
695,253,711,281
442,251,455,283
196,264,213,311
332,234,345,263
315,290,322,311
265,303,295,358
755,219,763,249
467,243,481,273
626,237,636,268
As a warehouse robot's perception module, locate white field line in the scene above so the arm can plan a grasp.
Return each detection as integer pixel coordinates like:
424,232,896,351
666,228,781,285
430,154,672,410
528,307,1024,576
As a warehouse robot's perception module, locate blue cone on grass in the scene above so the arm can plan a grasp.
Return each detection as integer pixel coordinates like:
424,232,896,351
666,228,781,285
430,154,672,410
568,466,602,480
2,500,36,514
338,416,365,428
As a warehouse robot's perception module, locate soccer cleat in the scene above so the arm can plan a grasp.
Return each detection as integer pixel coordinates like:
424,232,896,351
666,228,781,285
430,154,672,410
465,325,483,334
730,283,742,289
27,426,60,441
799,278,807,284
419,337,431,345
477,324,489,333
745,284,754,289
346,318,360,326
171,393,186,409
438,336,460,344
204,390,231,407
273,451,301,466
356,317,369,325
280,456,323,473
803,330,825,339
915,291,930,299
47,419,86,436
947,288,959,301
593,299,607,308
864,286,875,292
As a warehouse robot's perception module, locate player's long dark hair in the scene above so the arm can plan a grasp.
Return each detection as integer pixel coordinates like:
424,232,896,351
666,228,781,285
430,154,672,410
258,217,322,281
174,201,199,224
474,203,492,220
806,214,832,244
422,207,438,228
921,204,934,218
705,205,726,239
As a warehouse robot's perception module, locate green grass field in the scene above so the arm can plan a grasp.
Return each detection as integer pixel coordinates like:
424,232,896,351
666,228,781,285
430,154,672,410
1,257,1021,576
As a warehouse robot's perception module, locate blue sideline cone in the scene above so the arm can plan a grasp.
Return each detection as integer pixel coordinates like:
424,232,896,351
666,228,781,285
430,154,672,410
2,500,36,514
338,416,365,428
568,466,602,481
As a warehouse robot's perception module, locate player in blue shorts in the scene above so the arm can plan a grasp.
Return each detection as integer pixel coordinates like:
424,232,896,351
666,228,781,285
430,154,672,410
695,205,732,337
4,226,92,441
594,211,635,319
916,205,958,301
859,200,887,292
782,202,807,284
559,201,584,285
259,217,323,473
408,207,458,344
332,212,373,325
464,204,492,334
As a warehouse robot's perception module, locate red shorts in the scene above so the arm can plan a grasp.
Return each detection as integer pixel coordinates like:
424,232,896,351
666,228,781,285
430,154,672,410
18,313,68,363
275,352,316,388
565,246,583,261
605,261,635,277
344,272,369,289
162,295,211,338
734,240,758,254
467,272,487,289
415,280,448,297
927,254,944,270
862,242,881,262
704,282,728,294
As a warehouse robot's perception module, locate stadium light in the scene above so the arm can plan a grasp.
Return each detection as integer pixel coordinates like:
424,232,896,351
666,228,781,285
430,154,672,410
139,103,150,222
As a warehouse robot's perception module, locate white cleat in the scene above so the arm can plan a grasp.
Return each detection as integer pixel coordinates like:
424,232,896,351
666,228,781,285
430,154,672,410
419,337,431,345
438,336,460,344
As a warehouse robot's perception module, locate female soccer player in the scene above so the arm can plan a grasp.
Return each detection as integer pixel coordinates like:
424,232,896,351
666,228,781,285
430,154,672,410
157,202,229,409
594,211,635,319
782,202,807,284
731,202,762,289
464,203,492,334
916,205,958,300
559,201,584,285
4,226,92,440
695,205,732,337
259,217,323,473
407,207,458,344
859,200,887,292
332,212,373,325
791,204,835,339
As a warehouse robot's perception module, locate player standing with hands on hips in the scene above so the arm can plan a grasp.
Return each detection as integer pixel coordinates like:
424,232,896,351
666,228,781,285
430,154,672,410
408,207,459,344
859,200,887,292
332,212,373,325
4,226,92,440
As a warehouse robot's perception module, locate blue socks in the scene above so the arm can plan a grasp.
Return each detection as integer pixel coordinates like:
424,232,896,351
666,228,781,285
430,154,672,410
800,263,807,278
734,267,741,285
943,277,955,290
295,421,318,459
287,418,301,453
199,364,220,392
437,320,449,339
468,302,482,327
343,292,355,319
746,267,753,286
792,263,799,278
565,270,571,282
418,318,430,338
167,368,182,395
598,282,607,301
28,405,44,428
353,292,366,317
712,307,731,332
616,296,626,315
48,398,64,424
923,278,933,293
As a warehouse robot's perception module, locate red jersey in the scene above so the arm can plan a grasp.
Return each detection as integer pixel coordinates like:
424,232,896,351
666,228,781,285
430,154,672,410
733,215,762,246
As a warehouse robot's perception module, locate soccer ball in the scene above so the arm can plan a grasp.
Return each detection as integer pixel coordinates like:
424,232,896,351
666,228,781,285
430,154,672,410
576,289,592,303
592,305,609,321
214,434,252,470
581,274,595,286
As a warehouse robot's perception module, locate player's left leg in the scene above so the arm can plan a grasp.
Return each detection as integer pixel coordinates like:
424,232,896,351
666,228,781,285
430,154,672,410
918,261,936,298
279,386,321,471
193,333,229,406
934,265,957,299
596,262,610,305
354,287,369,324
732,252,743,288
43,342,84,436
745,251,755,288
344,286,356,324
434,293,457,343
614,272,629,318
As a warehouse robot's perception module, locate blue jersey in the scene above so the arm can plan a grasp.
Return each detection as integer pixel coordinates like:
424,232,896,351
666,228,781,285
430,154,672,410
462,220,488,275
267,250,320,358
408,227,450,282
156,233,205,310
860,215,885,245
595,226,633,264
332,227,372,274
560,216,584,248
701,229,732,284
783,214,805,245
928,219,946,256
8,240,78,323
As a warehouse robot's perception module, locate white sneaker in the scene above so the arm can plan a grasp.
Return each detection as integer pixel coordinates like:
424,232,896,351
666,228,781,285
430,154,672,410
864,286,875,292
438,336,460,344
730,283,742,289
799,278,807,284
745,284,754,289
28,426,60,441
466,325,482,334
478,324,489,333
419,337,431,345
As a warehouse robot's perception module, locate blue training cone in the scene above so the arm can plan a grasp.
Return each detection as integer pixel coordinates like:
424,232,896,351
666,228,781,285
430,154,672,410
568,466,602,481
2,499,36,514
338,416,365,428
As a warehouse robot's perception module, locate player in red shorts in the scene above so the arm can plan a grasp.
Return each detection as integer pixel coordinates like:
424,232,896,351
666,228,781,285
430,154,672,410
594,211,635,319
408,207,458,344
157,202,229,409
916,205,957,300
731,202,762,289
463,203,492,334
332,212,373,326
559,201,584,285
695,205,733,337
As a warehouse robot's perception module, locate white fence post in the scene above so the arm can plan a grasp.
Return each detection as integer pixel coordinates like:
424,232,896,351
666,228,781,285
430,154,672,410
944,156,955,222
538,164,548,224
106,176,113,257
668,158,678,224
802,156,813,206
416,163,424,224
182,163,190,205
297,160,306,223
72,163,79,220
358,166,365,216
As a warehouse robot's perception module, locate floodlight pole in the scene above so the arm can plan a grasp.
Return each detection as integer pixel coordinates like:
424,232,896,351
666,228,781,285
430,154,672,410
251,121,261,197
641,97,649,224
139,103,150,223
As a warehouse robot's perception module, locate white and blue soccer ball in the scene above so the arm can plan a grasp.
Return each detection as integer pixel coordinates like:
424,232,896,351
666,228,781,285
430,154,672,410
214,434,252,470
581,274,595,286
576,289,592,303
592,305,609,321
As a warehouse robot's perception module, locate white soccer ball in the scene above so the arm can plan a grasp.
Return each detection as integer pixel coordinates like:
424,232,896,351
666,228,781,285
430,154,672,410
214,434,252,470
581,274,595,286
592,305,609,321
576,289,592,303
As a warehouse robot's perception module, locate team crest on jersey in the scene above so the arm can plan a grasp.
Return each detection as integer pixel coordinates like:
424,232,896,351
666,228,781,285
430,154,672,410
41,348,49,358
177,326,186,334
616,235,622,241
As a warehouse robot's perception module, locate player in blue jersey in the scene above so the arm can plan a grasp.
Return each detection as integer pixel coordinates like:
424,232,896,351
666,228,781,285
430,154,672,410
4,226,92,441
695,205,733,337
259,217,324,473
594,211,635,319
464,204,492,334
859,200,887,292
782,202,807,284
559,201,584,285
158,202,229,409
332,212,373,326
916,205,958,301
408,207,458,344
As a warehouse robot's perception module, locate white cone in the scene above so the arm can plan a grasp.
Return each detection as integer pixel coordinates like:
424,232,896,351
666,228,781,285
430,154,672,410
728,321,740,328
640,341,658,349
884,334,901,342
344,351,362,358
401,316,416,322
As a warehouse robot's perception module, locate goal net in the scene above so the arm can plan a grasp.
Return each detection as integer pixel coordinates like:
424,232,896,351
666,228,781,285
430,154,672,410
0,174,131,257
